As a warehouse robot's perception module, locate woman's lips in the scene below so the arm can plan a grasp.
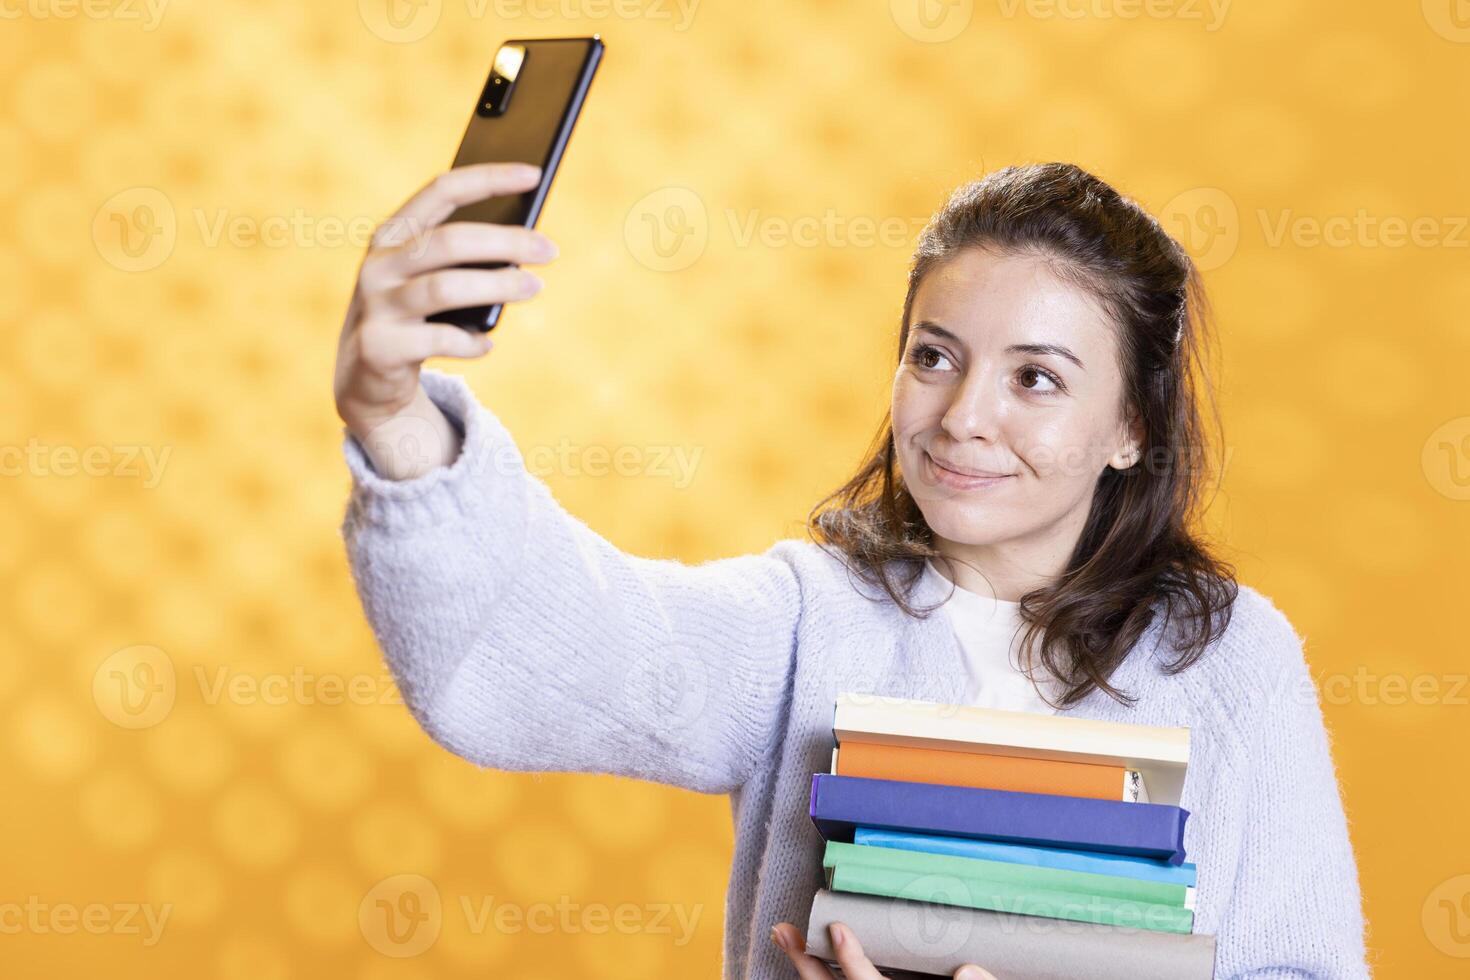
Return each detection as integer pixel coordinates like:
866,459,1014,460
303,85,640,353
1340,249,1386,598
924,451,1014,490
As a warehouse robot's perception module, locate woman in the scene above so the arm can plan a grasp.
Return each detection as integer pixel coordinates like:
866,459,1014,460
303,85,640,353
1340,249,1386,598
334,161,1370,979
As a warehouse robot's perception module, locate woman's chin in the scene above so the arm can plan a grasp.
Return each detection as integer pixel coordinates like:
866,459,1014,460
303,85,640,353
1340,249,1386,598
920,508,1011,546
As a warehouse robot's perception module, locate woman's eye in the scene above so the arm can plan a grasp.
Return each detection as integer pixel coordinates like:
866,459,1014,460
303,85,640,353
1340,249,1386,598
910,343,955,372
1017,365,1063,394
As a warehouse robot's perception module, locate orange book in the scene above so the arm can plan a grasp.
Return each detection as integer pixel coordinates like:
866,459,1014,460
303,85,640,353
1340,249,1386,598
833,739,1141,802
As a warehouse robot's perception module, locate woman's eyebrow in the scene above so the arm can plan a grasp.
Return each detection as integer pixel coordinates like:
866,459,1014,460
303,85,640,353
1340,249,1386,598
1008,342,1085,371
913,321,1085,371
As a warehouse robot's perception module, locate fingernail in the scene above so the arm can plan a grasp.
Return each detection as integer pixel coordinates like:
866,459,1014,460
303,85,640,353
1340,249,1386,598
517,163,542,178
537,237,559,259
831,923,845,948
521,271,543,292
770,924,787,951
955,967,984,980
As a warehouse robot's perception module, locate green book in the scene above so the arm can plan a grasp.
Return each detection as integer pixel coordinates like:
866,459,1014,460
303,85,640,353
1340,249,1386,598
824,841,1195,935
824,840,1191,906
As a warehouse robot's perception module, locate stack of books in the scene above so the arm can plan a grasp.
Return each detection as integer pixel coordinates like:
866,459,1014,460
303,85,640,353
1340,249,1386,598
801,692,1217,980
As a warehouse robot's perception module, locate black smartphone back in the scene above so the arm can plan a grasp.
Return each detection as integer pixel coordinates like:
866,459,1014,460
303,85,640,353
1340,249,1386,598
427,36,604,332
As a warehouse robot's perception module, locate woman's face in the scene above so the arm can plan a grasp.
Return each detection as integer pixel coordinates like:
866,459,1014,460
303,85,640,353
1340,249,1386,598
891,246,1141,574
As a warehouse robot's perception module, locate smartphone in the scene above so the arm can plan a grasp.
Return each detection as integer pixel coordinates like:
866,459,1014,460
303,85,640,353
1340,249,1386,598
426,36,604,332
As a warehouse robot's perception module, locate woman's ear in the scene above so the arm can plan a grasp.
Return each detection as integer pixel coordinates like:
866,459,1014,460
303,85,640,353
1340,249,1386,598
1107,445,1140,470
1107,405,1146,471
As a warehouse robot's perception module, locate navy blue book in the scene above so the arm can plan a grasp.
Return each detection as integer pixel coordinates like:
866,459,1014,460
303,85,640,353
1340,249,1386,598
810,773,1189,866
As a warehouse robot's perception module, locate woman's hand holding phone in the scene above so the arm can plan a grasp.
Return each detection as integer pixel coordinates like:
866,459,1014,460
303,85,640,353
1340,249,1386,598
333,161,558,481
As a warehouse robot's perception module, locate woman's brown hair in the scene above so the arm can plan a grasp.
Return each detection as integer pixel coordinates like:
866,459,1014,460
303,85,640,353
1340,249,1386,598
806,162,1238,708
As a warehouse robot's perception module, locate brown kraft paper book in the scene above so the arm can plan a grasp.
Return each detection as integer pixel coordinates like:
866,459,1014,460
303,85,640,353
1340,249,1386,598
803,889,1216,980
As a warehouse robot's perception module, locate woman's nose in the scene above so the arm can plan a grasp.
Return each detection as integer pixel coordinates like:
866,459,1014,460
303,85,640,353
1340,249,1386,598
940,371,1004,443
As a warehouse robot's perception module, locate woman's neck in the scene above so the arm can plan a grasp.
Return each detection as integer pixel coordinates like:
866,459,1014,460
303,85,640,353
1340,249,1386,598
932,538,1071,602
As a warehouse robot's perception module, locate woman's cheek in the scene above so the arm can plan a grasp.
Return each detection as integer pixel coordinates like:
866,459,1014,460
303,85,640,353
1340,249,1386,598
1009,420,1082,480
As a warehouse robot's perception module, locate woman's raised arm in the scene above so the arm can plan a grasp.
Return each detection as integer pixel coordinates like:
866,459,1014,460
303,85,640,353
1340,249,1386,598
341,368,803,795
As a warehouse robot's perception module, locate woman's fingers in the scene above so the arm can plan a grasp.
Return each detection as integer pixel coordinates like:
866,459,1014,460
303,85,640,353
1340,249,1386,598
372,162,543,250
364,220,557,286
953,966,999,980
771,919,1000,980
353,320,495,376
769,921,887,980
771,922,837,979
825,922,890,980
394,322,497,362
370,266,543,320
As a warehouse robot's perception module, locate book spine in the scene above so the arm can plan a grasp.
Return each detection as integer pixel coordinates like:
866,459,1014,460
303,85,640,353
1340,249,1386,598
835,739,1131,801
804,888,1217,980
852,827,1198,888
825,840,1189,909
810,774,1190,865
833,694,1191,764
831,863,1195,935
831,695,1190,806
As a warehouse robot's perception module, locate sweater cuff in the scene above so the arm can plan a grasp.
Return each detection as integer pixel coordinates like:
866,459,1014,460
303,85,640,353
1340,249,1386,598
341,368,529,532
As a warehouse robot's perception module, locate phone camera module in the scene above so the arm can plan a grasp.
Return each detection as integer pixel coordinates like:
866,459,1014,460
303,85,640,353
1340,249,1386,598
477,44,525,117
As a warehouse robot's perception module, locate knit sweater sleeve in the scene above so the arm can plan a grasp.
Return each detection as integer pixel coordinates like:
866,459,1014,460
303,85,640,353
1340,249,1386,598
1214,599,1371,979
339,368,803,795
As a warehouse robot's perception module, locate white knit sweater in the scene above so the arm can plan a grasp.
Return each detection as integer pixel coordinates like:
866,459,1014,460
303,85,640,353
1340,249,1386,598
340,369,1372,979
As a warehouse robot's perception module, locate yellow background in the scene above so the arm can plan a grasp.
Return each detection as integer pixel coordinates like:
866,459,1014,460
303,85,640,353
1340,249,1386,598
3,0,1469,976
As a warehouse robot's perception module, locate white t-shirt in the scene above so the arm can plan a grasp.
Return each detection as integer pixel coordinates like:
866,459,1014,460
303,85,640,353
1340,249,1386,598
923,558,1061,715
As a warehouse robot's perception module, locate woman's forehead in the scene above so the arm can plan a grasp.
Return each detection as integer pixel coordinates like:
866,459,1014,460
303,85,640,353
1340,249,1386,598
913,253,1116,352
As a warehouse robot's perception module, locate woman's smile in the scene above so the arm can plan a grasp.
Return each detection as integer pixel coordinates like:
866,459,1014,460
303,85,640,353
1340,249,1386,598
923,450,1015,490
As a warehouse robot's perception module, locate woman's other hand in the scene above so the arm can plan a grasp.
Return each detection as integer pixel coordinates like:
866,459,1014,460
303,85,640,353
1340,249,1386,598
771,920,998,980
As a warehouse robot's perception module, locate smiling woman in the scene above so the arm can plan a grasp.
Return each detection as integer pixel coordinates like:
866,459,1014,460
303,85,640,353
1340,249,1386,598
337,161,1368,980
808,163,1237,712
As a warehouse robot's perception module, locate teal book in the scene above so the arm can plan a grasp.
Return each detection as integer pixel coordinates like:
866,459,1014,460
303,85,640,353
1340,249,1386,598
853,826,1198,888
824,840,1195,935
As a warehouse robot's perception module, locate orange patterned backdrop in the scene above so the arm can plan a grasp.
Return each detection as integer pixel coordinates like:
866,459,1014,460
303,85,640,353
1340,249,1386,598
3,0,1469,977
